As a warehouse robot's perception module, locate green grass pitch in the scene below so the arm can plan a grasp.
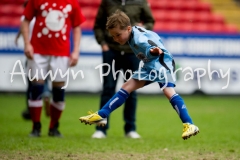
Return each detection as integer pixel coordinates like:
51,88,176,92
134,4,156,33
0,93,239,160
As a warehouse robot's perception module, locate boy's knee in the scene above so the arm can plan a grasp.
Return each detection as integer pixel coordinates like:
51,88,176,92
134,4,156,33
163,88,176,100
52,87,65,102
30,83,44,100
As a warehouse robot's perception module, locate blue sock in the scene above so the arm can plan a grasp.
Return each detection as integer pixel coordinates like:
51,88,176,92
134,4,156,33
98,88,129,118
170,94,193,124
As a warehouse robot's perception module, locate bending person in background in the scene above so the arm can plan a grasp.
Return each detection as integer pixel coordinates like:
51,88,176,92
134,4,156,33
21,0,85,137
15,0,51,120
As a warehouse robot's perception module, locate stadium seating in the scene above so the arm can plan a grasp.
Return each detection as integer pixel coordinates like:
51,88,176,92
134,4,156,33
81,7,98,19
0,4,23,17
149,0,238,33
0,0,238,34
78,0,101,7
0,17,10,27
224,24,238,33
149,0,211,12
203,0,240,31
80,19,95,31
0,16,21,28
0,0,25,5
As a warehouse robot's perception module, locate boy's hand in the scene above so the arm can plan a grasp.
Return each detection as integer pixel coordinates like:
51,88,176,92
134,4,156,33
24,43,34,59
15,35,20,46
101,44,109,52
150,47,163,56
69,51,79,67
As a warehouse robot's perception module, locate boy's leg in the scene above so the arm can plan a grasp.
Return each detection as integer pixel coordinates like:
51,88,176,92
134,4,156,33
48,56,69,137
79,88,129,125
161,84,199,140
22,78,32,120
27,54,49,137
79,79,146,125
98,88,129,118
28,81,44,137
169,93,193,124
95,50,118,135
162,86,193,123
48,83,65,137
43,79,51,117
169,93,199,140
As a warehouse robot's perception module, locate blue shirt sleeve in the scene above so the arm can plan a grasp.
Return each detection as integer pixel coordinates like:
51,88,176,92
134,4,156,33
137,34,156,58
131,26,173,62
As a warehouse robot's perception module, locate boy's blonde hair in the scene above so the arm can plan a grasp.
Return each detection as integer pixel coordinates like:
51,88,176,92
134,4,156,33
106,10,131,30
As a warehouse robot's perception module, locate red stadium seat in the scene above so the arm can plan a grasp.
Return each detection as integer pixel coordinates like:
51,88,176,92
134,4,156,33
79,0,101,7
182,1,199,11
209,14,225,24
150,0,211,12
0,17,10,27
0,4,23,16
208,23,225,33
81,19,95,30
182,1,211,12
168,1,183,10
12,5,24,17
0,16,20,27
178,22,195,32
194,12,212,23
0,5,13,16
192,22,211,33
81,7,98,19
0,0,25,5
166,22,181,32
150,0,168,10
153,22,167,32
223,24,238,34
152,11,168,22
197,3,211,12
167,11,182,22
148,0,199,5
154,22,180,32
181,11,197,22
153,10,190,23
9,17,21,27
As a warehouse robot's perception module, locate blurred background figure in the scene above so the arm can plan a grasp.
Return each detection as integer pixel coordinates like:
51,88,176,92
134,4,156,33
15,0,51,120
92,0,155,139
21,0,85,137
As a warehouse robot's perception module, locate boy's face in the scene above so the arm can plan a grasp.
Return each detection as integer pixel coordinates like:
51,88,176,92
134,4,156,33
108,26,131,45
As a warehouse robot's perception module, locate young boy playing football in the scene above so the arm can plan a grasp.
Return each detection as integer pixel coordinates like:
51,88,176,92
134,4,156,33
79,10,199,140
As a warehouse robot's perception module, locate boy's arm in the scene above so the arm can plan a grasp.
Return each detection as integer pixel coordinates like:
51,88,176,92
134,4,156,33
70,26,81,67
21,18,33,59
15,30,21,46
137,34,164,58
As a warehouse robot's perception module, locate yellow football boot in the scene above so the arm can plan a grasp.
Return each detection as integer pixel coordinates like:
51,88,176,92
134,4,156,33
79,111,107,127
182,123,199,140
